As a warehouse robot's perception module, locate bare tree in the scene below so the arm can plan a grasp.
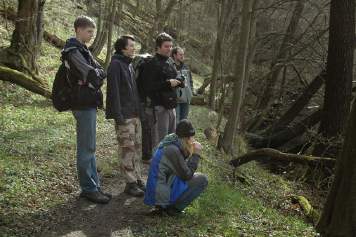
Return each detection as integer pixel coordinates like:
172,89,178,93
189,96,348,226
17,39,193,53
219,0,255,154
0,0,50,98
316,3,355,232
104,0,119,68
312,0,355,157
208,0,234,110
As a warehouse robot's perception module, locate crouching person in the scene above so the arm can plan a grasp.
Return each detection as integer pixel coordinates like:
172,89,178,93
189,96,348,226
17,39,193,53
144,119,208,215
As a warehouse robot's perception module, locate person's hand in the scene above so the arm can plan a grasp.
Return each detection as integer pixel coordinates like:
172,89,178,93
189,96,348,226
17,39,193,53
169,79,181,88
193,141,202,155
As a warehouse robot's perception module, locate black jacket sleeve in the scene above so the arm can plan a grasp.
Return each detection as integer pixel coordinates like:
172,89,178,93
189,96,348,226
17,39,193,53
106,60,125,124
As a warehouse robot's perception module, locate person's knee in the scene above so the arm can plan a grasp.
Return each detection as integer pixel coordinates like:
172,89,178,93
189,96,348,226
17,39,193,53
193,173,208,189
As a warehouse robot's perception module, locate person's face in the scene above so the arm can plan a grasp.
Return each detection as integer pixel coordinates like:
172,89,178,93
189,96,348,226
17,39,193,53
76,27,95,44
187,136,195,144
157,41,173,57
174,49,185,63
122,39,135,58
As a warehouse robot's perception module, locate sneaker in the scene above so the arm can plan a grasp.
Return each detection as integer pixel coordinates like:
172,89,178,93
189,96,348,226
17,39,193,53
98,188,112,199
79,191,111,204
137,180,146,192
124,182,144,197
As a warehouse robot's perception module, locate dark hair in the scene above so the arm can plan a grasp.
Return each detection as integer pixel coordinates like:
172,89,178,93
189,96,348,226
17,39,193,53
114,35,135,53
171,46,184,57
74,16,96,30
155,32,173,49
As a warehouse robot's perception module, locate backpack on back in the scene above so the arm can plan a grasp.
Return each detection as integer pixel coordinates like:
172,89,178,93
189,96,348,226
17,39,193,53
51,47,77,112
52,61,72,112
132,53,153,81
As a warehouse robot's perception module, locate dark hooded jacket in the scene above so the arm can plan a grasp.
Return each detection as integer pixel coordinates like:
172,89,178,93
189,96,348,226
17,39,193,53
105,53,141,124
63,38,106,110
137,53,178,108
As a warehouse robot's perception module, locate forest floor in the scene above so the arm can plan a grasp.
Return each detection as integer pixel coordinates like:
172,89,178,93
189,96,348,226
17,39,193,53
0,96,321,237
0,0,323,236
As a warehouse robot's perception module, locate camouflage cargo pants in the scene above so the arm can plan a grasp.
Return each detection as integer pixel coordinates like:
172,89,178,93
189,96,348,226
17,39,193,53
115,117,142,183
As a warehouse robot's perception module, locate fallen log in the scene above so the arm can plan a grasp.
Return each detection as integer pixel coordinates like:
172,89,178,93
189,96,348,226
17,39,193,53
266,71,325,134
291,195,320,224
0,65,51,98
249,109,322,148
229,148,335,168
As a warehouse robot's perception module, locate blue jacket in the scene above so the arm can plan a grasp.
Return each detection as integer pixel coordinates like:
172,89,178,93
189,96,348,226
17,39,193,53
144,134,200,206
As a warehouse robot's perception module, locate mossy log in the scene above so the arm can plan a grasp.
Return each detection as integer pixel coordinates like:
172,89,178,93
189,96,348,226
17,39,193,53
0,65,51,98
291,195,320,224
229,148,335,167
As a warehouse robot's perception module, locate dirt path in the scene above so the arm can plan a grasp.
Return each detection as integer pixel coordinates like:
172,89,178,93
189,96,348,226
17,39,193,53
37,173,160,237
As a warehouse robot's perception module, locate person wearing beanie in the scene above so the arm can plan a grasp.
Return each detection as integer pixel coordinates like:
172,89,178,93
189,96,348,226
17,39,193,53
144,119,208,216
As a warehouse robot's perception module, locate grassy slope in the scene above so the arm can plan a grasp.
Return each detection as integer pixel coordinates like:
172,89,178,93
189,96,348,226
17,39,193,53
0,1,317,236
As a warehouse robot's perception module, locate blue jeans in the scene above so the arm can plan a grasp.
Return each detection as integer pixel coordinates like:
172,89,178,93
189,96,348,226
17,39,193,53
173,173,208,211
72,108,100,192
176,103,189,124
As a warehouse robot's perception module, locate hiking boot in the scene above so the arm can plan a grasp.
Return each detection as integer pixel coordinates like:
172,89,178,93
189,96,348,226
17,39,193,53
164,206,184,216
124,182,144,197
142,159,151,165
79,191,111,204
137,180,146,192
98,188,112,199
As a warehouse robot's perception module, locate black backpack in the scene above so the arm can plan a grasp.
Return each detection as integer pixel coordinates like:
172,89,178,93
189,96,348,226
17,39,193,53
52,47,76,112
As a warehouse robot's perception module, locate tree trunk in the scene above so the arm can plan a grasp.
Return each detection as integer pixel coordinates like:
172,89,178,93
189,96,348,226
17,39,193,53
6,0,45,73
208,0,225,110
104,0,118,69
0,0,50,98
313,0,355,157
240,0,259,131
90,0,109,57
219,0,254,154
316,2,356,234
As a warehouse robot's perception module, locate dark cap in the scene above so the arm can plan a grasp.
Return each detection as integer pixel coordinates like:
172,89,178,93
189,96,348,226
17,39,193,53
176,119,195,138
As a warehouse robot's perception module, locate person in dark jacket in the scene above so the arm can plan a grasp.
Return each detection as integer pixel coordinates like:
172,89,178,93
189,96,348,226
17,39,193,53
137,32,181,155
65,16,110,204
106,35,145,197
144,119,208,216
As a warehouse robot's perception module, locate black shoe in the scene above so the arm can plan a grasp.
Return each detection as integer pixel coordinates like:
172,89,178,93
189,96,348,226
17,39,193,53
164,206,184,216
79,191,111,204
98,188,112,199
137,180,146,192
142,159,151,165
124,182,144,197
148,206,165,216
